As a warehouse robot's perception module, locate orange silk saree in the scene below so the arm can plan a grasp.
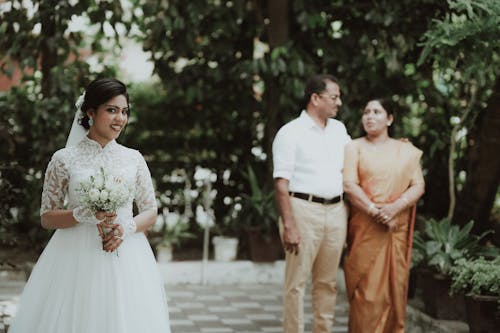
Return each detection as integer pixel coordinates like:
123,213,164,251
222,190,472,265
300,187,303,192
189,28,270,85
343,138,424,333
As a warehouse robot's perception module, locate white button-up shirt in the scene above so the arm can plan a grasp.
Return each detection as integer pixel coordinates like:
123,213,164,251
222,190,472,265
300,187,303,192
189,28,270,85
272,111,351,198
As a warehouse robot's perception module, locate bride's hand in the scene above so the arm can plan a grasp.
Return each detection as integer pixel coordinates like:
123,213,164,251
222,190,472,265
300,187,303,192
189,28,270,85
99,223,124,252
95,211,116,225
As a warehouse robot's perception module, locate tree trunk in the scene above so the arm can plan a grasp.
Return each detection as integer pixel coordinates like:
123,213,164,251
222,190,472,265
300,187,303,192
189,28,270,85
420,158,450,219
452,78,500,239
262,0,289,178
40,1,58,97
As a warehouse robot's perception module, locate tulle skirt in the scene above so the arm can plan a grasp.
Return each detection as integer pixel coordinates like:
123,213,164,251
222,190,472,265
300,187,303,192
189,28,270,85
9,223,171,333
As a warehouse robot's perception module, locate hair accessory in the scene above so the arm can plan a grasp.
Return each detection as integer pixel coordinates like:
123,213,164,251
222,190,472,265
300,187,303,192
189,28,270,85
65,91,88,147
75,92,85,111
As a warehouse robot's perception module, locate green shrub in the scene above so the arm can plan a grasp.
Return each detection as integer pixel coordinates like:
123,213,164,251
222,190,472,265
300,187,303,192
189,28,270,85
450,256,500,297
412,218,495,276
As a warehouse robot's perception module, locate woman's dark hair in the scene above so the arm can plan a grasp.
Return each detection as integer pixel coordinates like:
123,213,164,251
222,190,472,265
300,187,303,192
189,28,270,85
367,98,394,116
79,78,129,129
301,74,339,110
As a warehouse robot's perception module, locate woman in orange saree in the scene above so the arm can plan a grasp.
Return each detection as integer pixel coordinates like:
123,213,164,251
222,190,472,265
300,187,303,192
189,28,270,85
342,99,425,333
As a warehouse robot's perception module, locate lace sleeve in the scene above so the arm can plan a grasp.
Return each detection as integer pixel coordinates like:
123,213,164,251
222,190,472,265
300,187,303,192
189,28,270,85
135,152,158,213
40,153,69,215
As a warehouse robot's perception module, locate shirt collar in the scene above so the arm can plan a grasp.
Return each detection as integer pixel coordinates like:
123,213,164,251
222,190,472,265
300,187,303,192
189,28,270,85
299,110,332,130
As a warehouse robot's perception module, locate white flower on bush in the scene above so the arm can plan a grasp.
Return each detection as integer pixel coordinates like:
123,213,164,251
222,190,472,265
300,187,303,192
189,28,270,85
166,211,181,229
196,205,214,228
194,167,212,181
153,214,165,232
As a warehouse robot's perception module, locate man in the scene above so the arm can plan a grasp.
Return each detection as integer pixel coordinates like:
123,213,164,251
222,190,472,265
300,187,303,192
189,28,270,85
272,74,350,333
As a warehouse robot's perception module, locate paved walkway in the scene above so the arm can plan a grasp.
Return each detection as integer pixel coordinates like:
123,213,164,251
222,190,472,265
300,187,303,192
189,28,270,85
166,284,348,333
0,261,468,333
0,281,347,333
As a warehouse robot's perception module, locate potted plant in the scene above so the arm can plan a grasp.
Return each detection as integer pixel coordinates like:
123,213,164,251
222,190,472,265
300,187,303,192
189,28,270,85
151,210,195,263
209,210,240,262
450,256,500,332
234,165,283,262
412,217,493,319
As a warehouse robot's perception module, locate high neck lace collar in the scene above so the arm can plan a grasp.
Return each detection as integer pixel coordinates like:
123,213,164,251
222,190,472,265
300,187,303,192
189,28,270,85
79,136,118,151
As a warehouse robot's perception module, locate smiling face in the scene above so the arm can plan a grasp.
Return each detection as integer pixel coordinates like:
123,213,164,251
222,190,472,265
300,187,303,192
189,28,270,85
362,100,393,136
87,94,129,146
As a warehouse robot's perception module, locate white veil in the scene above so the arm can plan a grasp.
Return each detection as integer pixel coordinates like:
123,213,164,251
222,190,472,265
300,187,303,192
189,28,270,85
65,92,88,147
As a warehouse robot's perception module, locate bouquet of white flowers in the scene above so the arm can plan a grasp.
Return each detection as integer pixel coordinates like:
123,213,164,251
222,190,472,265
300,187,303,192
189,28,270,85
77,167,132,213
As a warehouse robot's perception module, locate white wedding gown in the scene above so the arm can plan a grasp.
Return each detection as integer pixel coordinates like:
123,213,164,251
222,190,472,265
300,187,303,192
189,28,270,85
9,137,171,333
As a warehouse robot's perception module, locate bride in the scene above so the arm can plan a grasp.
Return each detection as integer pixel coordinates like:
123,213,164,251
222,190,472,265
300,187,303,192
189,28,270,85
9,78,171,333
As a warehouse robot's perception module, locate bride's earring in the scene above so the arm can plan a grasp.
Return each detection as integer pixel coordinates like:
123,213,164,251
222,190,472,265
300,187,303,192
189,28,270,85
88,118,94,127
387,122,392,126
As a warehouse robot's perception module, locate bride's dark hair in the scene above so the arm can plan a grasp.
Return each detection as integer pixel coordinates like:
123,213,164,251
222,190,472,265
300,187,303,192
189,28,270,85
79,78,129,129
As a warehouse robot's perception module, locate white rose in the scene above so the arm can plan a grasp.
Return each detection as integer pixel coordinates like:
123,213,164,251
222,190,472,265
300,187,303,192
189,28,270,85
107,189,117,202
89,188,100,202
99,189,109,201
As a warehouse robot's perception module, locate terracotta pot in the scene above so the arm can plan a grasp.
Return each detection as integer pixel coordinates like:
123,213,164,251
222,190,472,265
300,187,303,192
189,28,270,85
465,294,500,333
418,270,466,320
407,269,417,299
245,226,284,262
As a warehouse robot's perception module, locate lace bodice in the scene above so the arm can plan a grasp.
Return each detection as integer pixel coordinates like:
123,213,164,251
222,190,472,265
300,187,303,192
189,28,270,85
40,136,157,217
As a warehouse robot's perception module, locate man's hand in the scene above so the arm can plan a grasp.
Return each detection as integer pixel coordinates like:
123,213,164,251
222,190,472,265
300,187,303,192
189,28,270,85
282,221,301,255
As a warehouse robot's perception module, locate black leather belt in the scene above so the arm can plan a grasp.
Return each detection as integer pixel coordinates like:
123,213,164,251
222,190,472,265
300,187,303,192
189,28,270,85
289,192,343,205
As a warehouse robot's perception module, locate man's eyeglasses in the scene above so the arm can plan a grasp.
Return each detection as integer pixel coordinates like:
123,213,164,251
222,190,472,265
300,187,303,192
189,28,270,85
319,94,340,102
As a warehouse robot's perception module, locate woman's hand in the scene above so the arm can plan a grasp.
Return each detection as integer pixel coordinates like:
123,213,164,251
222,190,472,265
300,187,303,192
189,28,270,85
385,219,398,232
97,222,124,252
373,204,395,224
374,202,405,231
95,211,117,225
96,211,121,253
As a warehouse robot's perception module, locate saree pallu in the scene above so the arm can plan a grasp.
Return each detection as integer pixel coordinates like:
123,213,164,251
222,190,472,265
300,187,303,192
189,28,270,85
342,139,424,333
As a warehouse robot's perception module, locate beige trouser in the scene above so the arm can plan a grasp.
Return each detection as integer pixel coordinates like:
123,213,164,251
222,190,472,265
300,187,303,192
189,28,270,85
280,197,348,333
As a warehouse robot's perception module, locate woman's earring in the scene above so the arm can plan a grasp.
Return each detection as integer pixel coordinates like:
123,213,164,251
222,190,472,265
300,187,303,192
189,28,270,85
387,122,392,126
88,118,94,127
